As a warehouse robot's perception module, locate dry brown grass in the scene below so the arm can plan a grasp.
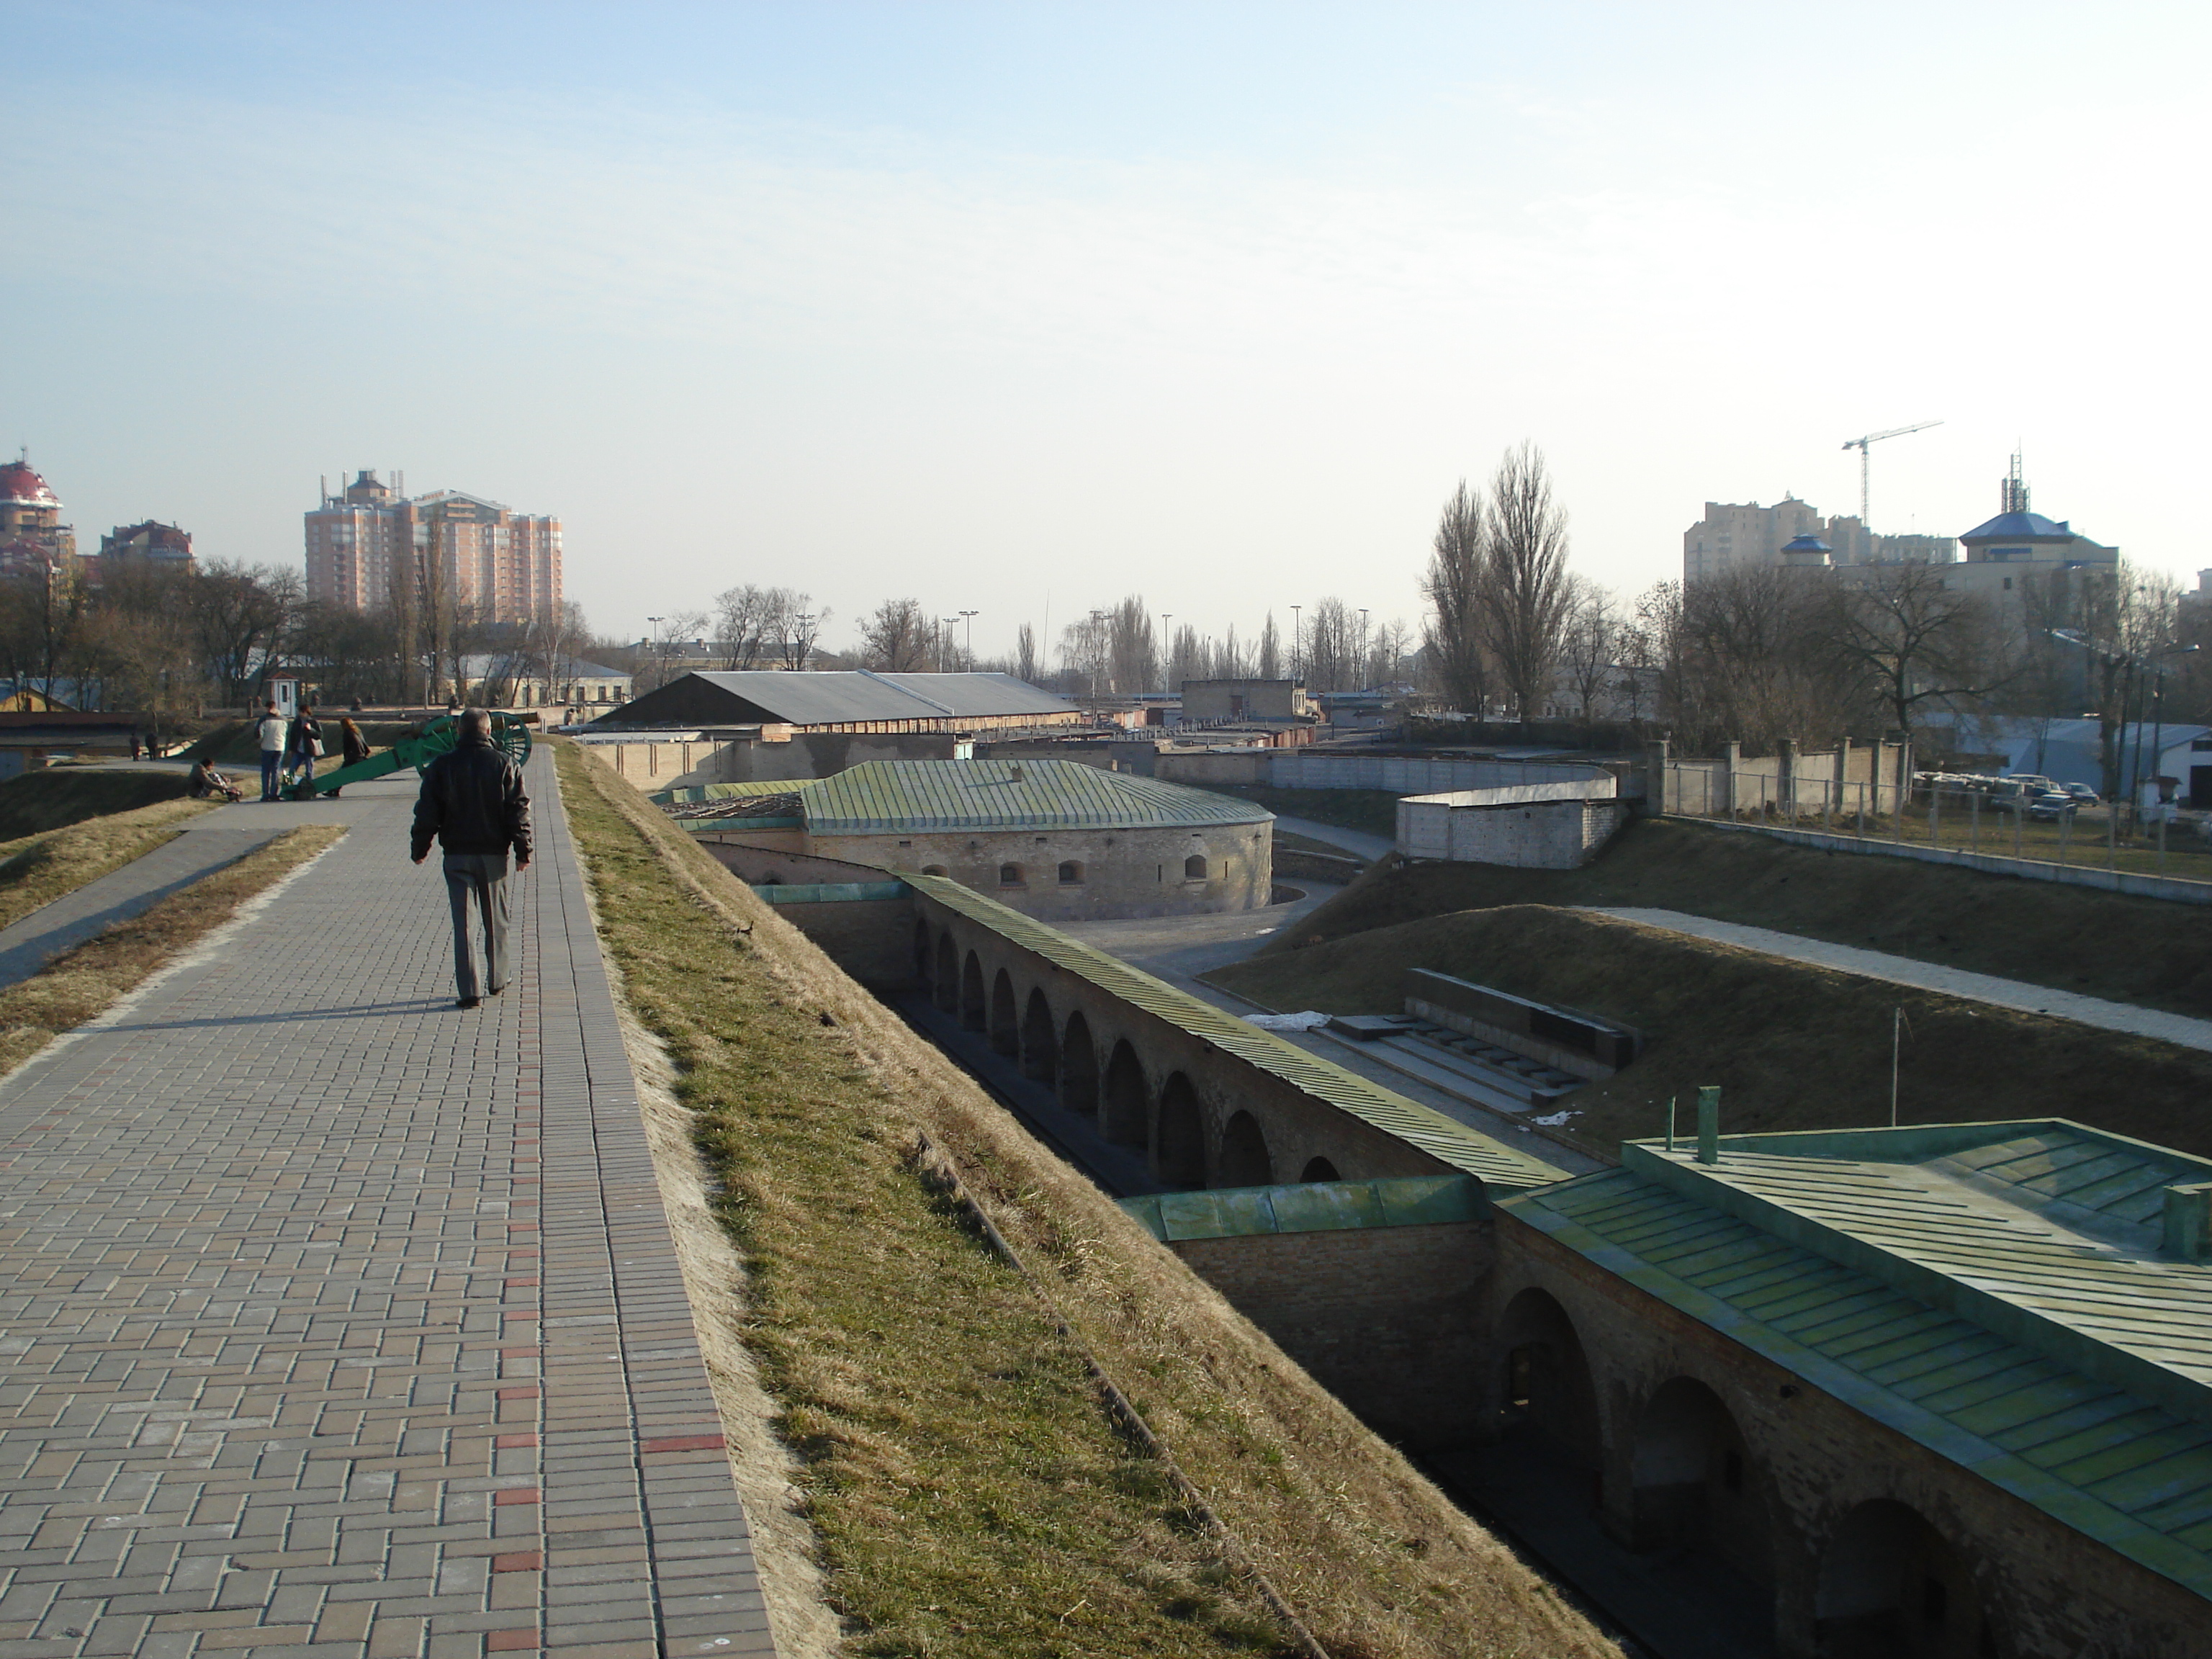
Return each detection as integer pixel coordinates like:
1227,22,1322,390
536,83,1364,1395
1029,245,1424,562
0,768,197,839
557,739,1620,1659
1210,904,2212,1162
0,825,343,1078
0,795,220,936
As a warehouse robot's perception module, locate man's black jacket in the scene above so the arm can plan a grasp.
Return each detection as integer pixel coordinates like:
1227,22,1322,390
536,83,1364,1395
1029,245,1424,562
411,735,534,861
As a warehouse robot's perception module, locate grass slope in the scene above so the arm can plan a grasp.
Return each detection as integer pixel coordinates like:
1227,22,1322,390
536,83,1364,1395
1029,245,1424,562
0,824,343,1077
1210,905,2212,1161
0,795,218,935
0,769,192,838
1266,817,2212,1017
557,740,1619,1659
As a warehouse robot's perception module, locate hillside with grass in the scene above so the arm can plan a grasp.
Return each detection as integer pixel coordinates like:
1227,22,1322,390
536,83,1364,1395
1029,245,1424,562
1210,904,2212,1163
1264,817,2212,1017
0,768,193,839
558,740,1624,1659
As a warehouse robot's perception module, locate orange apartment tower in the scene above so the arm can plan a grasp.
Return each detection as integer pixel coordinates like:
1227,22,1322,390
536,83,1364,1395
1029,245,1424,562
305,470,561,622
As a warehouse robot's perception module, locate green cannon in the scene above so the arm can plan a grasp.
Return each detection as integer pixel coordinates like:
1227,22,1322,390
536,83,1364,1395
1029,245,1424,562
283,714,534,800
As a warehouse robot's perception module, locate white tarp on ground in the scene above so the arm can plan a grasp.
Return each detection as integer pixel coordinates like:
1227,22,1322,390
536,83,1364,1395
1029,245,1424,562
1241,1010,1334,1031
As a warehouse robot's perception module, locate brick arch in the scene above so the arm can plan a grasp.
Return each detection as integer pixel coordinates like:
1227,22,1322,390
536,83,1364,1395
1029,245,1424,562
1493,1285,1601,1470
1102,1040,1150,1150
1218,1109,1271,1187
912,919,932,981
960,950,986,1031
1020,988,1057,1084
988,968,1018,1056
1061,1011,1099,1118
1816,1498,1992,1659
1628,1375,1771,1582
1156,1071,1206,1187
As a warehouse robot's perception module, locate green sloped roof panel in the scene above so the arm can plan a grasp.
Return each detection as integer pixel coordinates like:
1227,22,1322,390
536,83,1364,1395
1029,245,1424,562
802,757,1274,834
907,872,1565,1193
1117,1176,1482,1241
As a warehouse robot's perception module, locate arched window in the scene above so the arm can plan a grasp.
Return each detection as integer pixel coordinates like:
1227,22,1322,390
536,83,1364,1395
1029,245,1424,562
1183,854,1208,880
921,864,950,877
1058,860,1084,885
999,863,1025,886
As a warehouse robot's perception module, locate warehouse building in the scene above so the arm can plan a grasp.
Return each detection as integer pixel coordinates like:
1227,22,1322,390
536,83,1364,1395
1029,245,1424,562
661,756,1272,920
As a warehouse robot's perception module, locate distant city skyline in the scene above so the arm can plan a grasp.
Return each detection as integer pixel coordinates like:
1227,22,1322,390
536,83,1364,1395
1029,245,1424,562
7,3,2206,657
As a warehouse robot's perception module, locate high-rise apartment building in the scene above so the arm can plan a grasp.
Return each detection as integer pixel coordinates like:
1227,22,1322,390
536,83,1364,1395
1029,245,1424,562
1682,495,1957,583
305,471,560,622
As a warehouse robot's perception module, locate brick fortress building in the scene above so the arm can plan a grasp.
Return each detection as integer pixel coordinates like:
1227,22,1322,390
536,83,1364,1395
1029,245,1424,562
305,469,560,624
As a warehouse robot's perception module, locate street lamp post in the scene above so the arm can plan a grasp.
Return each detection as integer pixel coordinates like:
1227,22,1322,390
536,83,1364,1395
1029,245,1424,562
1159,613,1172,693
647,616,664,692
958,610,979,671
1290,604,1302,683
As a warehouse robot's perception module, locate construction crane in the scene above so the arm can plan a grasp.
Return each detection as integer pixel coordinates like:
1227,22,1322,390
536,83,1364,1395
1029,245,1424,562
1841,420,1943,524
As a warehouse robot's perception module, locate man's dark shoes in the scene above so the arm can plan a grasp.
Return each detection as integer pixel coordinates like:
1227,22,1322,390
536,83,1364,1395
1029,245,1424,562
457,996,482,1010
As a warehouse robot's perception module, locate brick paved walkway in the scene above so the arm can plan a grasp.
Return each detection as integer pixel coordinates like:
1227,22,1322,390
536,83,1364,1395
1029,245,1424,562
0,751,777,1659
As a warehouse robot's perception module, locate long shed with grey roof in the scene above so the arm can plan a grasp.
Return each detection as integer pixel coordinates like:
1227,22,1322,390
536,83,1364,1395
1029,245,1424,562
592,670,1081,733
1486,1118,2212,1657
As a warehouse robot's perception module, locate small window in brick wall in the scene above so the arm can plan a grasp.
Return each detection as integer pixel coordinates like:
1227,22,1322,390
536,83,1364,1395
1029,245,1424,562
999,863,1025,886
1184,854,1208,880
1058,860,1084,884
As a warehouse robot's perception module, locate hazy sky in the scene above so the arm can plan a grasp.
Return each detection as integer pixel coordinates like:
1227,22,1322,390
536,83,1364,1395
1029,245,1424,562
9,2,2208,659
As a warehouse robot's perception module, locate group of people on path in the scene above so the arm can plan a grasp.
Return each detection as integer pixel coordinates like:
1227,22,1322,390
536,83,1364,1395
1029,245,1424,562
248,701,371,800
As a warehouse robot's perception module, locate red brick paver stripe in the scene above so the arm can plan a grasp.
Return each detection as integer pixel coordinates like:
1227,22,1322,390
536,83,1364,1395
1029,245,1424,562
642,1433,729,1455
498,1431,540,1448
493,1552,545,1573
494,1486,543,1506
486,1629,542,1652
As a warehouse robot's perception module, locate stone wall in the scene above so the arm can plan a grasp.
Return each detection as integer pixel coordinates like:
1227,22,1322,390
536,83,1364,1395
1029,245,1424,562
764,895,920,987
1167,1221,1488,1447
814,819,1271,922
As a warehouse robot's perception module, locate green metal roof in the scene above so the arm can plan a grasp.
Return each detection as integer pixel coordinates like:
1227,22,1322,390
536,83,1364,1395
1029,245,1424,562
904,871,1564,1193
1501,1119,2212,1602
799,757,1273,834
1120,1174,1483,1242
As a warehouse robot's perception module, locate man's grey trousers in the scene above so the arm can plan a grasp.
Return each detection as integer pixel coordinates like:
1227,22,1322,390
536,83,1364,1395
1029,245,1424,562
443,853,511,1000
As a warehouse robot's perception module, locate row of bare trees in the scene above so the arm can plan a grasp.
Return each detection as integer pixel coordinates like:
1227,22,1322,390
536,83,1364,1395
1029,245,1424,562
0,555,616,721
1421,443,1577,720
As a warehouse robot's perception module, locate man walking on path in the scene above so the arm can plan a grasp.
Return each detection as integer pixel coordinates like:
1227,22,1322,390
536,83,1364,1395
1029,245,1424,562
256,701,287,801
410,709,532,1008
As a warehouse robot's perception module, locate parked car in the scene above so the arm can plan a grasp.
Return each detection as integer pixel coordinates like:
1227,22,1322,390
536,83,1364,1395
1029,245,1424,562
1988,775,2060,811
2062,782,2100,804
2026,790,2079,822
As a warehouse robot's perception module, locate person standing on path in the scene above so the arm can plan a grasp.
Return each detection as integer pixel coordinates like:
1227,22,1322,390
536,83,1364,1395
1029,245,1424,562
283,704,323,791
326,717,372,798
256,701,287,801
410,709,532,1009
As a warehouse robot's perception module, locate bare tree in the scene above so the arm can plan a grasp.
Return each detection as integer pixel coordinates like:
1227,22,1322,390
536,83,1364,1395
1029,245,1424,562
1675,565,1843,752
1557,577,1618,718
190,561,297,706
1421,480,1491,716
857,598,932,671
1819,565,2012,739
1257,611,1282,680
711,585,778,670
1481,442,1574,718
1105,595,1156,696
1058,611,1113,708
777,595,827,670
1015,622,1038,685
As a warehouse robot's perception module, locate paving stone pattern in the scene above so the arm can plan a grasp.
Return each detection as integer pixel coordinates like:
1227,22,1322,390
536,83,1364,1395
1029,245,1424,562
0,753,777,1658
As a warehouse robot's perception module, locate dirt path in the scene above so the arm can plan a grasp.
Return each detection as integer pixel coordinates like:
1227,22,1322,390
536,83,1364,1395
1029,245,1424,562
1586,906,2212,1053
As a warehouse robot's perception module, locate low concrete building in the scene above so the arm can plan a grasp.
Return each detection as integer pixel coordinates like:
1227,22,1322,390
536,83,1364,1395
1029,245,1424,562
1181,678,1310,722
1396,779,1624,868
667,756,1274,920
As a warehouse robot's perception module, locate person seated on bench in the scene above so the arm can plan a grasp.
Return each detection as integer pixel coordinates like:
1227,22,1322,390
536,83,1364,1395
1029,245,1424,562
188,758,243,802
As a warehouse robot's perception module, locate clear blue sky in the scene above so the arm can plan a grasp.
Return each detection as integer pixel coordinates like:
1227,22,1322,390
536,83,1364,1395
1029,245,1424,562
9,2,2208,656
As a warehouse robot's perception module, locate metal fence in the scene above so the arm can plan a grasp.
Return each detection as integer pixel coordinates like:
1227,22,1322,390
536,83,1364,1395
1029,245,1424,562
1668,766,2211,883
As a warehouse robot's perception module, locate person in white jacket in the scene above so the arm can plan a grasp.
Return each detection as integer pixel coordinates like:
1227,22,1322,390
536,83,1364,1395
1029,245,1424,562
256,702,287,801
